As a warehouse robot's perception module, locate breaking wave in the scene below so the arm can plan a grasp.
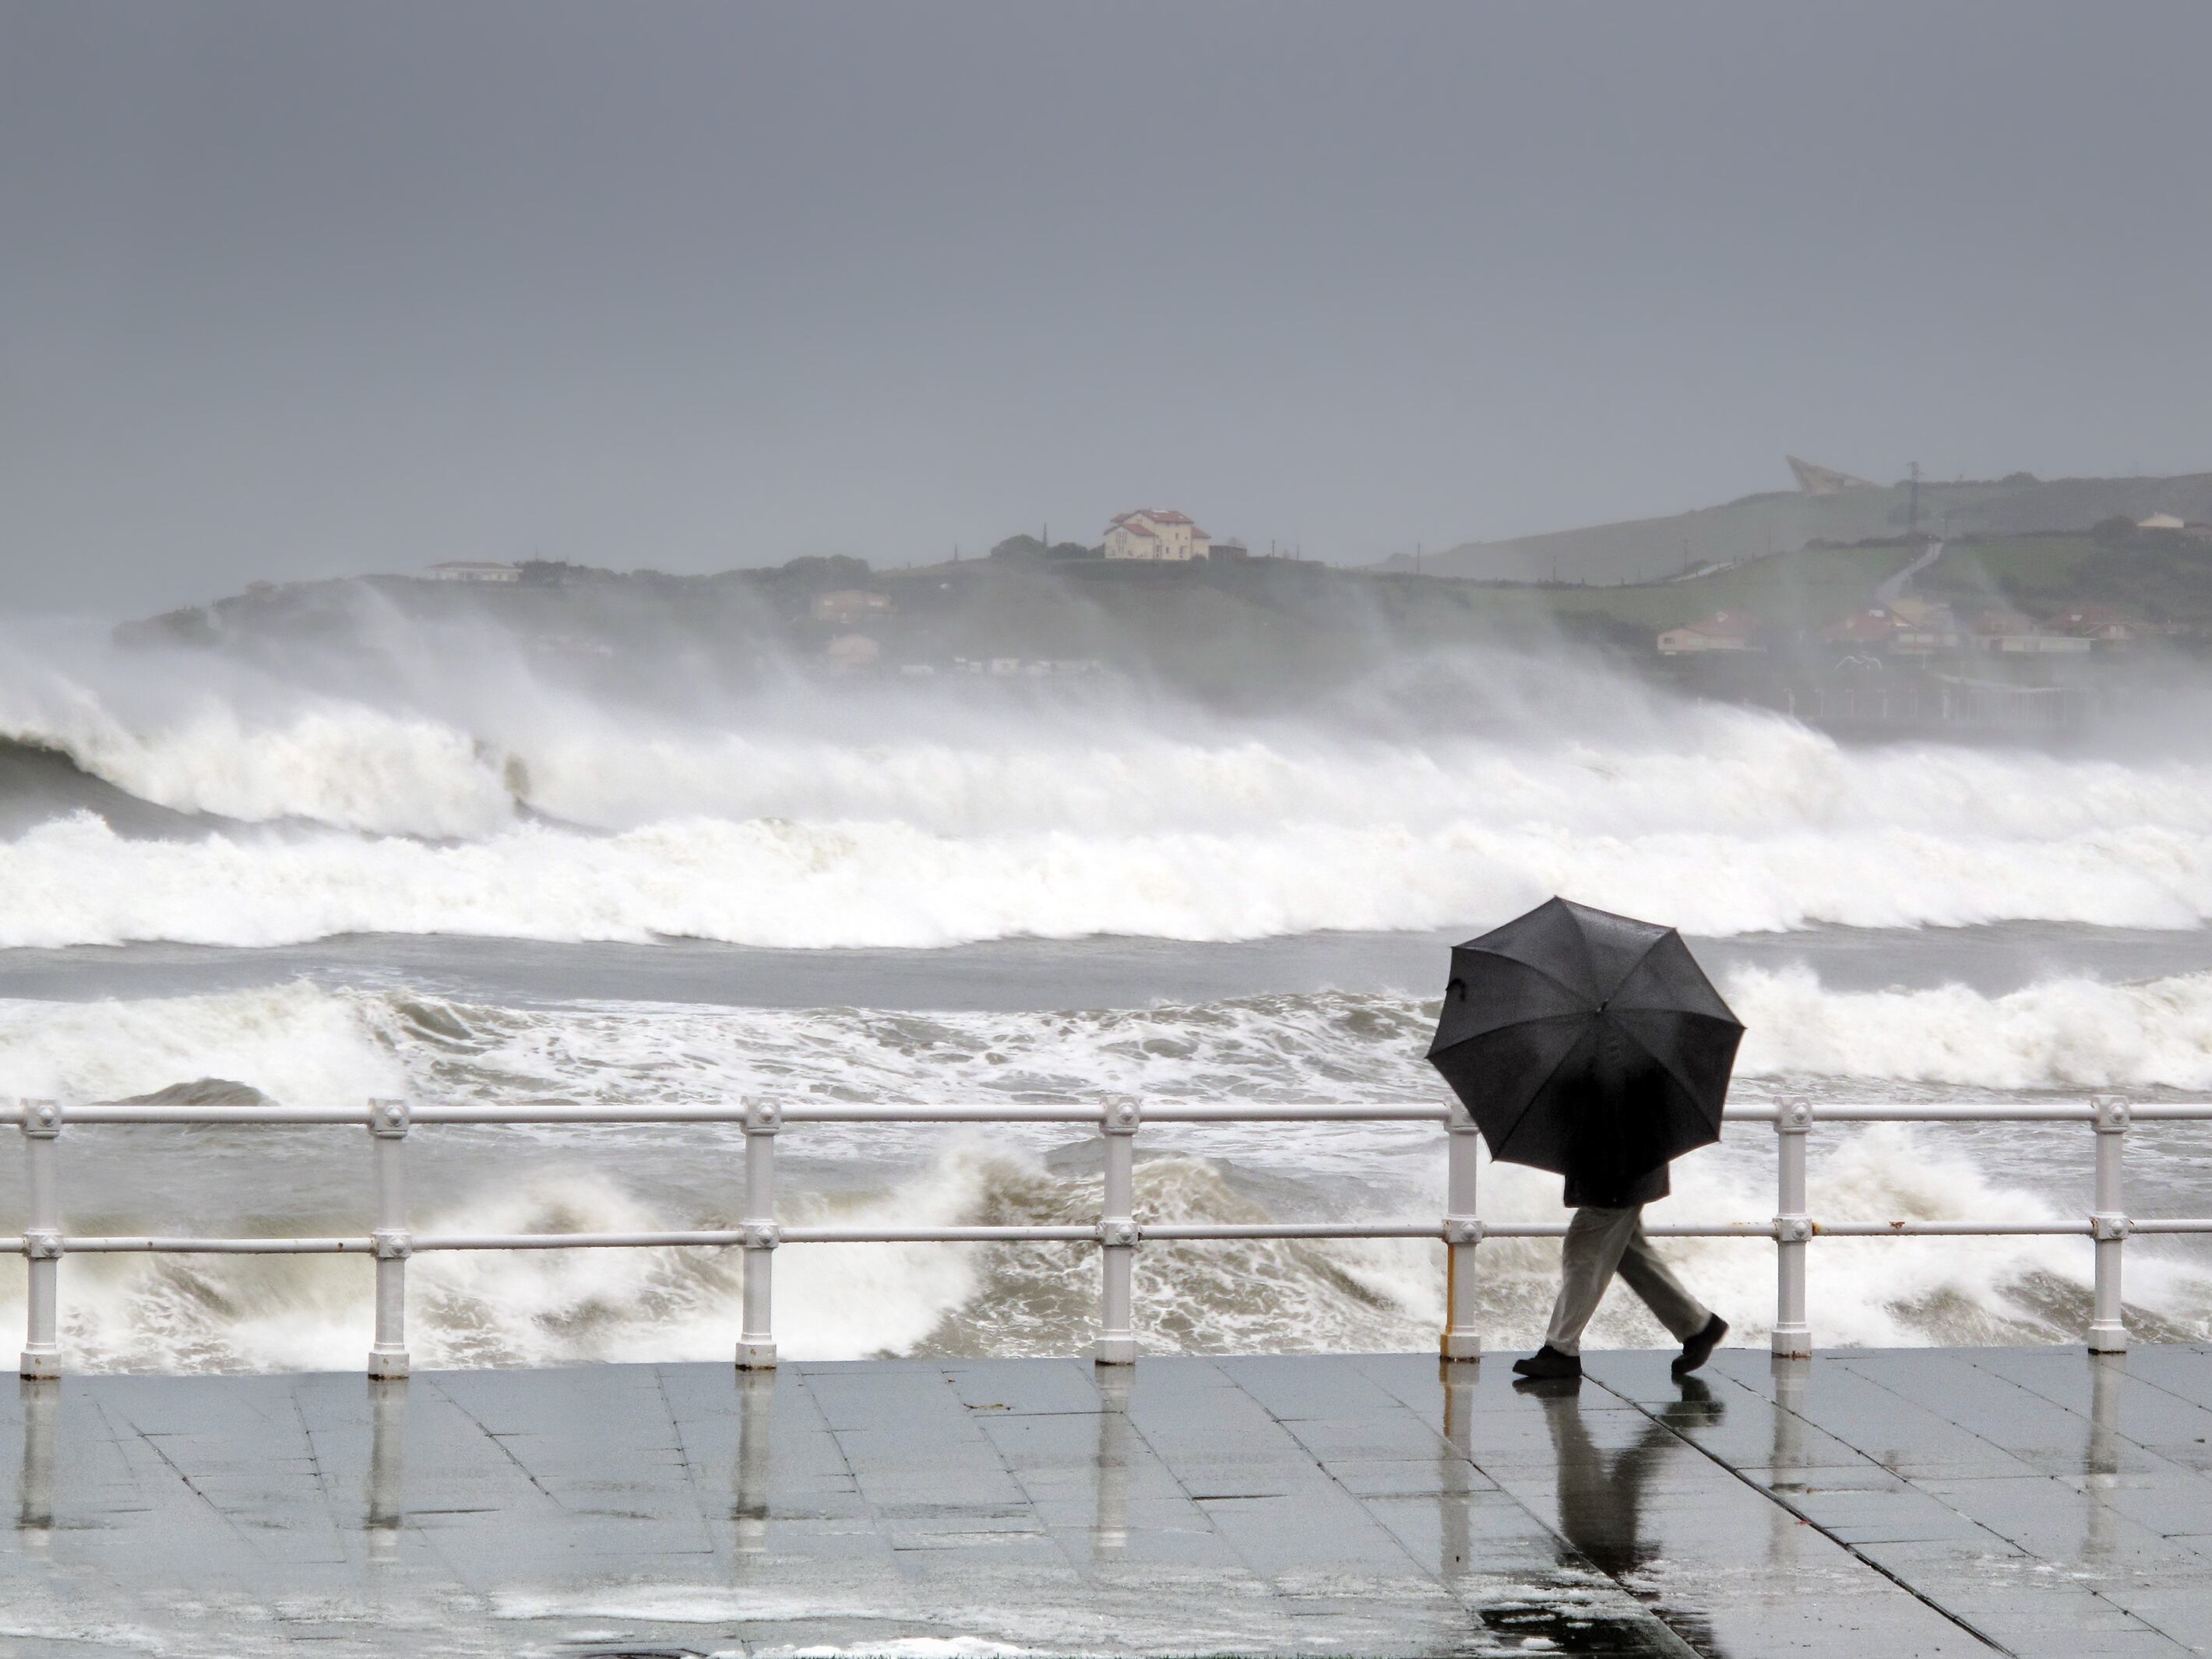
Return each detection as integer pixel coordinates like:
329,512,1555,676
12,635,2212,948
6,1126,2205,1375
12,800,2212,950
13,971,2212,1129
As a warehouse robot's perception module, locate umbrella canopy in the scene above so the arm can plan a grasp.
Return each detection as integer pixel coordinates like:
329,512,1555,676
1427,897,1743,1200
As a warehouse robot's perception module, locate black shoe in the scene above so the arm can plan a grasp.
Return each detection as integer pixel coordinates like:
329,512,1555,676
1510,1345,1583,1381
1672,1314,1728,1376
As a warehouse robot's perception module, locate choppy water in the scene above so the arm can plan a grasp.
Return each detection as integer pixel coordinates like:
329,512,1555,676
4,611,2211,1370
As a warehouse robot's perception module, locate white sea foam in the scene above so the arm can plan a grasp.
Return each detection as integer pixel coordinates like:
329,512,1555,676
10,806,2212,949
1731,964,2212,1090
12,635,2212,947
11,1122,2198,1373
4,974,2210,1373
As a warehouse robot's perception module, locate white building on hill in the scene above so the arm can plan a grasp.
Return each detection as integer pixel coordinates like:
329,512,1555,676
425,561,521,583
1104,509,1211,562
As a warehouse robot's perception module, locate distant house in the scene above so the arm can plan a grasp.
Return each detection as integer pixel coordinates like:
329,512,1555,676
2048,603,2141,647
1886,597,1960,656
812,589,893,626
1657,610,1760,654
1967,608,2036,646
1990,631,2092,655
1211,540,1251,561
2138,513,2186,532
1820,608,1899,646
1104,509,1211,562
425,561,521,583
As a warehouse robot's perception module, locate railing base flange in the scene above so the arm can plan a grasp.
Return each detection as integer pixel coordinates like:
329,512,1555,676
734,1340,778,1371
1439,1333,1481,1362
1770,1329,1812,1359
365,1348,409,1380
1093,1338,1136,1366
2087,1325,2128,1354
18,1350,60,1381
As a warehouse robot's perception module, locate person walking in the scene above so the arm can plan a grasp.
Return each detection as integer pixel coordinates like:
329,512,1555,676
1510,1157,1726,1382
1425,897,1744,1389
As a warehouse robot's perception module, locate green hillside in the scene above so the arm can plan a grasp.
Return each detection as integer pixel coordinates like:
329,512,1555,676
1428,470,2212,586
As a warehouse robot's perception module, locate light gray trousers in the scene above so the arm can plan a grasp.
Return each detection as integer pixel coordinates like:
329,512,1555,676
1544,1205,1711,1357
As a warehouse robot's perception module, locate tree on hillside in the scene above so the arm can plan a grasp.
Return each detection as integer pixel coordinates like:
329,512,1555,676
990,534,1100,562
771,554,874,590
2091,515,2138,549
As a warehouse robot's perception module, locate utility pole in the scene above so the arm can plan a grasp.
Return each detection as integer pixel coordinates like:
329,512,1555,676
1907,461,1921,537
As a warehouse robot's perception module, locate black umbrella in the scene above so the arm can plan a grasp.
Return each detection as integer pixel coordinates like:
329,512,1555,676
1427,897,1742,1201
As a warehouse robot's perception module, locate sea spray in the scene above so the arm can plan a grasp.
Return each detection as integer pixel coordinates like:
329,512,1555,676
4,976,2210,1372
4,1132,2199,1374
15,630,2212,947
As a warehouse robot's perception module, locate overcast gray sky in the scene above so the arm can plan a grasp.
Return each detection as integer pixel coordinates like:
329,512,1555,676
4,2,2210,615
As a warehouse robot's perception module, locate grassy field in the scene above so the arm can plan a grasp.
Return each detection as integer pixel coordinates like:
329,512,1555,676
1914,537,2100,609
1349,543,1920,641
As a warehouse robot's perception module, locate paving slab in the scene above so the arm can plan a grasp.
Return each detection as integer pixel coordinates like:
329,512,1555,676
0,1351,2205,1655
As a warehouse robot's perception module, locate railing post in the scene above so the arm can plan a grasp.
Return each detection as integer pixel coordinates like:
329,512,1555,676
1094,1097,1139,1365
1440,1105,1482,1361
736,1098,780,1371
367,1098,411,1379
1771,1097,1812,1359
2088,1095,2129,1354
18,1100,62,1380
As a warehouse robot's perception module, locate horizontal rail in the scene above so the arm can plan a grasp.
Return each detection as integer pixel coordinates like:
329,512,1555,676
56,1236,375,1254
42,1101,1456,1126
14,1092,2212,1381
35,1100,2212,1128
2127,1218,2212,1234
27,1218,2212,1256
1809,1220,2092,1236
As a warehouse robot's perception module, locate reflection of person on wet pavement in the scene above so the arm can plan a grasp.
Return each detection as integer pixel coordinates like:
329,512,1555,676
1531,1379,1717,1581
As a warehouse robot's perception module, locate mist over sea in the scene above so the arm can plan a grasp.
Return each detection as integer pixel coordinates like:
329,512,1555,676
5,608,2212,1372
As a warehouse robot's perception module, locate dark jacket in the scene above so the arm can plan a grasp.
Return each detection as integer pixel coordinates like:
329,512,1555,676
1564,1161,1669,1210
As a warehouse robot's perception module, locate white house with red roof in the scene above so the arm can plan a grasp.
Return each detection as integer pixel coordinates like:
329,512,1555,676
1820,608,1901,646
1104,509,1211,562
2048,602,2142,646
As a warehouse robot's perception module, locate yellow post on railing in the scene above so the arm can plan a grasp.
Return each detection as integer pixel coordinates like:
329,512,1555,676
1440,1106,1481,1361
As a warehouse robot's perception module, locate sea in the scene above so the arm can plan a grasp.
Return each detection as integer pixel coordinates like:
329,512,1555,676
5,610,2212,1374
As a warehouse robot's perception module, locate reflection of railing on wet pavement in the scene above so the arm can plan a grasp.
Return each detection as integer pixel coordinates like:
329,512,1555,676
9,1094,2211,1379
0,1349,2166,1654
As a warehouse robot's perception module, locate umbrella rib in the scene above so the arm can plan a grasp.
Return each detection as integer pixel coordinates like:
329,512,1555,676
1485,1018,1600,1160
1599,927,1671,1003
1458,946,1595,1012
1602,1004,1743,1034
1607,1014,1731,1126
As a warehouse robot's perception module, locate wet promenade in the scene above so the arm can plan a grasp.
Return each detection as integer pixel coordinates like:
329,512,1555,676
2,1349,2210,1658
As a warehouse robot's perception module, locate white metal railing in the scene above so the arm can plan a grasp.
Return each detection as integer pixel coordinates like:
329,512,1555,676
9,1094,2212,1379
